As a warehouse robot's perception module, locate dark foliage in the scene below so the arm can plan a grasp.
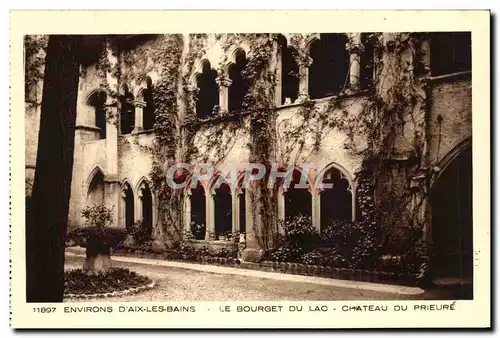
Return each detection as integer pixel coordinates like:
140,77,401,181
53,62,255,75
64,268,151,295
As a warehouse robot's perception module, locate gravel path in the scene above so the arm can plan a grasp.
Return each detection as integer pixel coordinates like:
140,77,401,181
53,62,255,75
65,255,450,302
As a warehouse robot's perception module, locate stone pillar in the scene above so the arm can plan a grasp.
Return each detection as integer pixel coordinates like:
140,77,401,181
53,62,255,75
104,177,121,228
205,191,216,240
132,100,146,134
104,104,120,226
241,181,264,262
346,34,363,91
184,193,192,232
215,76,232,112
232,192,239,234
296,55,313,102
312,190,321,232
277,186,286,235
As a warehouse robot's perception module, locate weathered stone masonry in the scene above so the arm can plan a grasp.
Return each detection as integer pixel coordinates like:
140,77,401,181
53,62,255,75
25,33,472,279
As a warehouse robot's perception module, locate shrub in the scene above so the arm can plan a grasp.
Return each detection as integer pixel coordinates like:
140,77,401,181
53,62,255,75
214,248,235,258
196,246,211,257
320,218,381,269
279,215,319,252
64,268,151,296
166,242,197,261
270,243,304,262
190,222,206,240
81,204,113,228
67,226,126,249
129,220,152,244
299,250,325,265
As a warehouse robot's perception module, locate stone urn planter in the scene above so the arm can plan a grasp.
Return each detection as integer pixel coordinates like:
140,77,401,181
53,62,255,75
67,205,127,273
68,226,127,273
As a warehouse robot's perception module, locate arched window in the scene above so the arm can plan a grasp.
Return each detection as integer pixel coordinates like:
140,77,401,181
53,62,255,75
120,86,135,135
228,49,249,112
143,77,155,130
309,34,350,99
278,35,299,104
122,182,135,231
319,166,353,231
360,33,375,90
430,32,471,76
213,178,232,239
138,181,153,238
87,169,105,205
88,90,107,139
196,60,219,119
283,169,312,218
190,182,206,240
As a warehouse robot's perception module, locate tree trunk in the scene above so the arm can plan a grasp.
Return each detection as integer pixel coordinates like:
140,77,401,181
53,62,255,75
26,35,81,302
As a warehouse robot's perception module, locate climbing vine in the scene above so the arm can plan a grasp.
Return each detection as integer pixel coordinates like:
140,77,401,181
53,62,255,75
24,35,48,104
114,33,437,276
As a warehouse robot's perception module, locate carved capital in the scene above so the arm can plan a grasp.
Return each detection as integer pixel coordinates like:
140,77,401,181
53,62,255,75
346,42,365,55
215,76,232,88
133,100,147,108
294,52,313,67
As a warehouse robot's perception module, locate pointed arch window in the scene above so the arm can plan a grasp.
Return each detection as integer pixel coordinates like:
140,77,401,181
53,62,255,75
196,61,219,119
121,182,135,231
143,77,155,130
309,34,350,99
120,85,135,135
318,166,353,231
228,50,249,112
283,169,312,218
88,90,107,139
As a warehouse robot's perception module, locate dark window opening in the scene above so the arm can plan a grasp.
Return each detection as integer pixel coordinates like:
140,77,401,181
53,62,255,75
228,50,249,112
278,35,299,104
120,90,135,135
123,184,135,232
319,167,353,231
140,183,153,238
190,183,206,240
284,170,312,218
196,61,219,119
309,34,350,99
143,78,155,130
360,33,375,90
430,32,471,76
214,182,232,238
89,91,107,139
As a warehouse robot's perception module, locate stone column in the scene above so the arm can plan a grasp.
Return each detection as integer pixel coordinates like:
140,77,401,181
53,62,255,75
295,54,313,102
346,34,363,91
311,190,321,232
132,100,146,134
241,181,264,262
232,192,239,234
277,186,286,235
215,76,232,112
205,191,216,240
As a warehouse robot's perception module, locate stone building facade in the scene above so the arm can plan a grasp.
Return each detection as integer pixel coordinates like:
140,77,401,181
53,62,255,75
25,33,472,281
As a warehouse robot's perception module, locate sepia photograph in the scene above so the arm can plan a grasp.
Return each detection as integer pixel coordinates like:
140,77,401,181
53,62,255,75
11,10,490,329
